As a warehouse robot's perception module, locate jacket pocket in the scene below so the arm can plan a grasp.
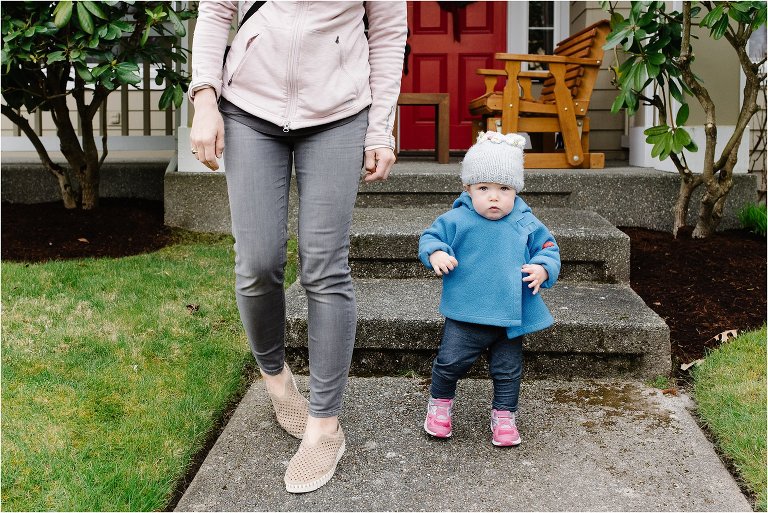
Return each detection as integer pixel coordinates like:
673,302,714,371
296,30,359,119
227,34,261,86
225,26,289,111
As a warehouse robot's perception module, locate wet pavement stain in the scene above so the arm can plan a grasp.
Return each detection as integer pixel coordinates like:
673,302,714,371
550,381,672,430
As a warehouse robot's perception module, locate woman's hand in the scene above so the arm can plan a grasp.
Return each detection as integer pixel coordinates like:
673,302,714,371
429,250,458,276
363,147,396,182
522,263,549,295
189,88,225,171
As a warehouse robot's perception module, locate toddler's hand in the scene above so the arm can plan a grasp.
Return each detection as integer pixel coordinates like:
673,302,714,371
522,264,548,295
429,251,458,276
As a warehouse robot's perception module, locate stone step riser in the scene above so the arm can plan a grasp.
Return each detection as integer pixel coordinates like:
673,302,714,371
285,348,654,380
285,327,668,380
284,279,671,380
348,207,630,284
356,191,572,209
350,260,619,283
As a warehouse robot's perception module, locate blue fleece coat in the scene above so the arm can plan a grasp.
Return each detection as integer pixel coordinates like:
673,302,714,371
418,192,561,338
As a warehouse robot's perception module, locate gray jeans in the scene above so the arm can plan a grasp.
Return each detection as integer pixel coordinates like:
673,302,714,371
222,107,367,418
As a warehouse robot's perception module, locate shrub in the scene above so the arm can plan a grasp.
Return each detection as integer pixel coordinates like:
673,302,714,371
738,203,767,237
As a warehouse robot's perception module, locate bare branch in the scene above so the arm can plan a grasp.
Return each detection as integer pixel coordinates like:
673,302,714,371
0,87,73,103
45,65,86,167
87,85,109,120
1,105,60,174
98,132,109,168
74,76,99,166
713,24,764,170
678,2,717,178
669,151,688,175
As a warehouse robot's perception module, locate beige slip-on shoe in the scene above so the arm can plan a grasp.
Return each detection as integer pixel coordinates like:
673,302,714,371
284,424,346,493
265,364,308,438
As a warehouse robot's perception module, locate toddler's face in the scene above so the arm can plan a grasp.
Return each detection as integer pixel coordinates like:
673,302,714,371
465,182,516,220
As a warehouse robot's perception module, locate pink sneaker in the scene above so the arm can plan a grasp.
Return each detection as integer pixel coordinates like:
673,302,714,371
424,397,453,438
491,409,521,446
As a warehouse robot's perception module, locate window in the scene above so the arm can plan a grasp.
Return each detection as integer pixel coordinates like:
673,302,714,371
527,1,555,70
506,1,569,70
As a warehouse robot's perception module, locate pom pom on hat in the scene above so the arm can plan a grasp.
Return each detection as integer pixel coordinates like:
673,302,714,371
461,131,526,191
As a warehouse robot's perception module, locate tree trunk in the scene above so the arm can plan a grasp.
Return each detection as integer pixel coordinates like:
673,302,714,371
673,175,701,237
1,104,80,209
693,148,737,238
80,164,100,210
77,87,102,210
49,163,78,209
693,178,733,238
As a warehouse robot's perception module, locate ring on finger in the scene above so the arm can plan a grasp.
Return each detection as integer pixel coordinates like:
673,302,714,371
191,148,198,154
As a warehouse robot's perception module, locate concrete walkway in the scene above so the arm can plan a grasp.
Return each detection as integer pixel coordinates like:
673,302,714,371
176,376,750,512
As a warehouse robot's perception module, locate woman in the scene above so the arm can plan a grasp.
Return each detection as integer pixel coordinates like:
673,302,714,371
189,1,407,494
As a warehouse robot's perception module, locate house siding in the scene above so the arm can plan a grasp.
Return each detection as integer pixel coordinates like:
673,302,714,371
570,1,629,161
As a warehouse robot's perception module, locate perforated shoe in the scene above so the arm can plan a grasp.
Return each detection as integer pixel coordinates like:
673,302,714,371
490,409,521,446
424,397,453,438
265,364,308,439
284,424,346,493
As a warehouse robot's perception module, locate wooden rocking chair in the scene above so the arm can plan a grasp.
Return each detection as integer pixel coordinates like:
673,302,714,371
468,20,611,169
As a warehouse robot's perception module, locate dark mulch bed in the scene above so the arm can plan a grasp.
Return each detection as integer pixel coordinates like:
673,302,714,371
621,226,766,369
1,199,173,261
2,200,766,372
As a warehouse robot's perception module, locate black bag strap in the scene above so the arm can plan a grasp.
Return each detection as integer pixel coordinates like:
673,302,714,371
239,1,265,30
223,2,265,67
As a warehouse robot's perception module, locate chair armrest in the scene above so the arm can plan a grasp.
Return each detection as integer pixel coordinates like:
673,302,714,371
495,53,602,66
476,69,507,76
517,71,551,79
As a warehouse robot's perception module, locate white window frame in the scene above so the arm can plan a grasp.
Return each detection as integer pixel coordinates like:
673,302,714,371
506,1,570,57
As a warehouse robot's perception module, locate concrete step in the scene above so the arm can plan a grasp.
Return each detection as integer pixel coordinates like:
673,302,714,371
350,206,629,283
176,376,750,512
284,279,670,380
356,161,626,209
353,161,756,233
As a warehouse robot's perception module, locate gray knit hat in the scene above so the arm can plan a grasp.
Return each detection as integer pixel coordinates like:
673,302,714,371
461,131,526,191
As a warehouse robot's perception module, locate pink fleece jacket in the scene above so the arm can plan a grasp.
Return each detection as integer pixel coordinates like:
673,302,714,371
189,1,407,150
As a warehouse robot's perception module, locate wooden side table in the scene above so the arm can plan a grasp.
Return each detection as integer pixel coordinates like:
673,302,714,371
393,93,450,164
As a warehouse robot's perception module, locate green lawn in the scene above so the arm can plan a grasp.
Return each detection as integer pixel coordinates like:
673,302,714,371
693,326,767,511
1,233,297,511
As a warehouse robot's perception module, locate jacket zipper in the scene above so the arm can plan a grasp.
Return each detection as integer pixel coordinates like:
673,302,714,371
227,35,260,86
283,2,308,132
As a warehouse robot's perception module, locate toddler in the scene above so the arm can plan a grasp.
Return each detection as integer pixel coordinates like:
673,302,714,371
418,131,561,446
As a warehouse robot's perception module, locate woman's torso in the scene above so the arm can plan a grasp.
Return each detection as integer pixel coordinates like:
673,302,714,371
220,1,372,130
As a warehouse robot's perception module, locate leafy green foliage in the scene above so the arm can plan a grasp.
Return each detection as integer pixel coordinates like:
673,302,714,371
601,1,767,161
738,203,767,237
1,1,196,113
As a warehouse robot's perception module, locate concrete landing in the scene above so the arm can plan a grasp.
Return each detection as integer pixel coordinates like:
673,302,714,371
175,376,750,512
353,162,757,231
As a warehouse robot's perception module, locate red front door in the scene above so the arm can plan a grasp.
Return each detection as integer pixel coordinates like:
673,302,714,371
399,1,507,152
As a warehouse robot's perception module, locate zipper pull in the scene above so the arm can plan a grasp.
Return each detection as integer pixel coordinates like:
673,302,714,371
283,122,290,133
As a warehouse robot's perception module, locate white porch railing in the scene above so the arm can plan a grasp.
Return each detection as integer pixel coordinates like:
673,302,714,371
2,58,179,153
